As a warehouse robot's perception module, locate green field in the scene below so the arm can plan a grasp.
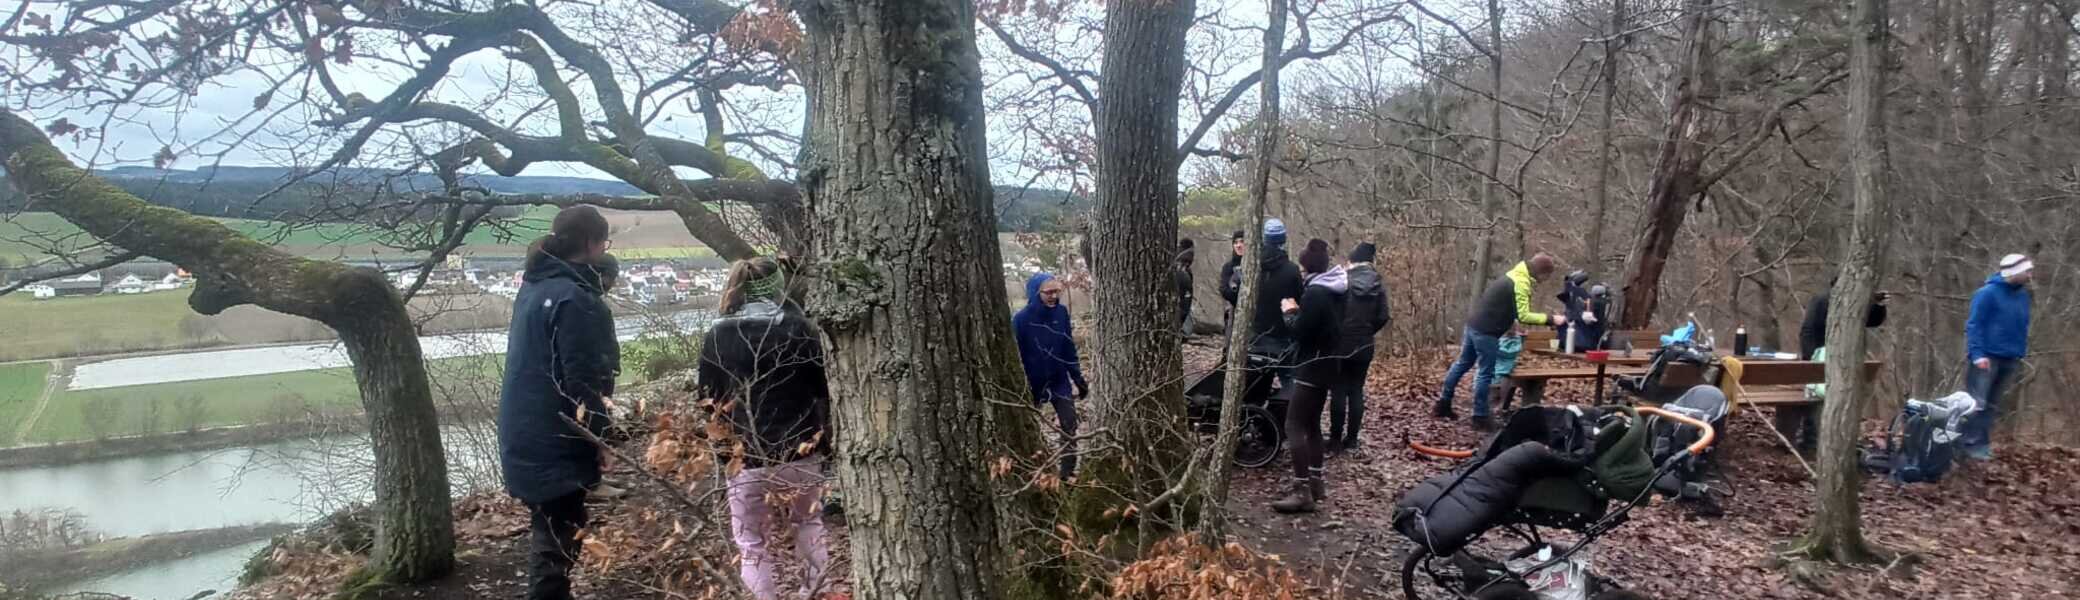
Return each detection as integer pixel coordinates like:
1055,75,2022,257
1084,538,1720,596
20,351,643,444
24,355,509,444
0,289,213,362
0,362,53,440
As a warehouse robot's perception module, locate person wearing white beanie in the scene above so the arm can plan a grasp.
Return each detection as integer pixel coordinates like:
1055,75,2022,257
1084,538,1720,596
1960,253,2034,460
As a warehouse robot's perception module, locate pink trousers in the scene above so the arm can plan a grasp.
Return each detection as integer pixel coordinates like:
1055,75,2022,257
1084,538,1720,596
727,457,830,600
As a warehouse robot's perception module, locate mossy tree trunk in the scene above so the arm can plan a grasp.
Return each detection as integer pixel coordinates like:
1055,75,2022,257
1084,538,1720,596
793,1,1059,597
0,110,454,584
1800,0,1892,565
1081,0,1197,536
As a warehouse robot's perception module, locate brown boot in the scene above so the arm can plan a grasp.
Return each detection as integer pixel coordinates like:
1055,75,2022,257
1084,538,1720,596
1270,480,1317,514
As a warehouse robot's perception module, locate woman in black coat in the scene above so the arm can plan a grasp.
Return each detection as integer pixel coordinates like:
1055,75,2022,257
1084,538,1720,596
496,206,618,600
1271,238,1346,514
697,257,833,600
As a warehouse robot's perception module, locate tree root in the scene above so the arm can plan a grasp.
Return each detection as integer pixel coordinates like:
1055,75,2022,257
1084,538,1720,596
332,565,398,600
1767,537,1922,596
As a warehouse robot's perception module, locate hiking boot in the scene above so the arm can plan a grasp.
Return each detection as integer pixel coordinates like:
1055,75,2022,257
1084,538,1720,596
1309,476,1327,501
1269,480,1317,514
1342,437,1362,452
587,482,630,502
1470,415,1497,432
1432,401,1459,420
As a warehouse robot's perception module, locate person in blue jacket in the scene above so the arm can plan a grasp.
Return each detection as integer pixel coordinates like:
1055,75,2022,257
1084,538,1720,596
1960,254,2034,461
497,206,619,600
1014,272,1088,479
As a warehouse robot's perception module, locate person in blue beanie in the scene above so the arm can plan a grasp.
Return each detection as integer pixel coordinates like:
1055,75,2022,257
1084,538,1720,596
1219,218,1306,392
1014,272,1088,479
1959,253,2034,461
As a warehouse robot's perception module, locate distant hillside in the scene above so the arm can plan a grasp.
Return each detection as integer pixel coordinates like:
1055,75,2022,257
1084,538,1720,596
4,166,1083,230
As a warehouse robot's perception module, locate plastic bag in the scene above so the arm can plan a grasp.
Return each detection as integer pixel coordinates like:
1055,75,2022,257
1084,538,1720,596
1505,544,1592,600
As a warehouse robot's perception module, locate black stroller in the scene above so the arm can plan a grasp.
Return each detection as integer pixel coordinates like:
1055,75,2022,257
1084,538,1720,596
1183,350,1289,468
1393,404,1716,599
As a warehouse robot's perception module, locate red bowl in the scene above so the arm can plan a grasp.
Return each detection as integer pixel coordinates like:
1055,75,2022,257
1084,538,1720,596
1585,350,1611,363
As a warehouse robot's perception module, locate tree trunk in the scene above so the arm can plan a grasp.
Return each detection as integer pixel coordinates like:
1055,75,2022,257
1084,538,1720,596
1084,0,1196,530
1802,0,1890,565
1588,0,1624,272
1468,0,1505,309
1618,0,1714,329
793,1,1056,596
1199,0,1284,546
0,110,454,583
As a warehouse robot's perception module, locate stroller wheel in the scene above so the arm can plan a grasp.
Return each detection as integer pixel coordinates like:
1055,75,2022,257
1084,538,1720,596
1232,404,1282,469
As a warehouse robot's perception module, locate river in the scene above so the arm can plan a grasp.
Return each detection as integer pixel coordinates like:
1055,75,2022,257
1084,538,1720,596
0,425,503,599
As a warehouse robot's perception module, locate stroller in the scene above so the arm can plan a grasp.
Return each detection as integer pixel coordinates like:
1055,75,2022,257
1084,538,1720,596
1649,385,1732,516
1393,404,1716,600
1184,350,1289,468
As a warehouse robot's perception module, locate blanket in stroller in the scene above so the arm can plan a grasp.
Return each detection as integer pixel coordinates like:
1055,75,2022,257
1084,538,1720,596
1394,407,1650,555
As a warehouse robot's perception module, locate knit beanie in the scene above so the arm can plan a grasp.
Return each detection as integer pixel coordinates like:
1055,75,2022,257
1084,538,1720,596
1298,238,1331,274
742,268,787,302
1264,218,1288,247
1348,242,1378,264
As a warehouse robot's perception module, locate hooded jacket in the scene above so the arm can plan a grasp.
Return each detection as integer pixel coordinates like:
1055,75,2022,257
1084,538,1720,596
1556,280,1611,350
1337,263,1391,356
1468,262,1551,337
1229,246,1306,354
1797,288,1887,360
1014,273,1087,402
498,256,618,504
698,300,831,469
1288,266,1348,387
1966,272,2032,361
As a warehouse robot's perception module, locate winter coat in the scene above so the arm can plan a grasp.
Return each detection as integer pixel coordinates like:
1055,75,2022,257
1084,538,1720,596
498,256,619,504
1288,266,1348,387
1175,259,1195,328
1555,281,1611,350
1468,262,1551,336
1966,272,2033,361
1233,247,1306,356
1797,289,1888,360
1337,263,1391,356
697,300,832,469
1392,441,1585,555
1014,273,1086,402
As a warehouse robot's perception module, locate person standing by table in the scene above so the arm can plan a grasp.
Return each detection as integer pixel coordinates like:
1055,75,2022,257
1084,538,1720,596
1436,253,1568,431
1786,274,1891,454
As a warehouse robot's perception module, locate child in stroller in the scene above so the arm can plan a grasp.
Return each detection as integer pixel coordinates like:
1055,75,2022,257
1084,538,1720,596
1183,350,1291,468
1393,404,1715,600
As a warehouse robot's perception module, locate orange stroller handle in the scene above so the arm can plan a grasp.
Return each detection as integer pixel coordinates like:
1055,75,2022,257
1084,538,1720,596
1636,406,1717,455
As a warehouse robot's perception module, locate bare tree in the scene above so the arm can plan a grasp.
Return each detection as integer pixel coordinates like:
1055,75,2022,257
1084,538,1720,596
0,112,456,584
1796,0,1893,565
794,0,1059,595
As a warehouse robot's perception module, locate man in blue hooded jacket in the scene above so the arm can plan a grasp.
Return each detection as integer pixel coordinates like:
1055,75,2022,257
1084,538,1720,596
1014,272,1088,479
1960,254,2034,460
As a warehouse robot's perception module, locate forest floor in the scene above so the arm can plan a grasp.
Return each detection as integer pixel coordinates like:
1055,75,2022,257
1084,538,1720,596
232,348,2080,600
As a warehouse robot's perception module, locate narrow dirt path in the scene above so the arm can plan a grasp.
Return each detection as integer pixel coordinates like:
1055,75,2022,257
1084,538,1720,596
11,360,67,445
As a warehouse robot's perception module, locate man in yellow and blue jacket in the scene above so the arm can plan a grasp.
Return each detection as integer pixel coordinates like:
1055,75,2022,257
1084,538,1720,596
1436,253,1568,430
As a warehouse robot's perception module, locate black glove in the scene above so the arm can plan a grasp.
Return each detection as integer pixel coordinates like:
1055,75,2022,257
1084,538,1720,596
1073,380,1089,399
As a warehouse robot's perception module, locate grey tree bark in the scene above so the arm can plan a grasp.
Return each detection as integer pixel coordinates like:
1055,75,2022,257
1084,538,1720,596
1200,0,1285,545
1587,0,1625,272
1084,0,1197,529
0,110,454,585
1468,0,1506,308
1801,0,1892,565
792,0,1057,596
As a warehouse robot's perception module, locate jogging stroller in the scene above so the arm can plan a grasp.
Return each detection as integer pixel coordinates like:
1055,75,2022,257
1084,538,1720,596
1393,404,1716,600
1184,350,1289,468
1649,385,1732,516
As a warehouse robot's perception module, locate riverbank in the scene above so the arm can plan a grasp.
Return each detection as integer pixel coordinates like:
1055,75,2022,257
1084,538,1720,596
4,523,296,593
0,406,500,470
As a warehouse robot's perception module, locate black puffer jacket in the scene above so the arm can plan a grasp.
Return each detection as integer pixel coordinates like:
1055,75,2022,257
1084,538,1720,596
1337,264,1391,356
698,300,832,469
1287,267,1347,387
1392,441,1584,555
1236,247,1305,354
498,257,618,504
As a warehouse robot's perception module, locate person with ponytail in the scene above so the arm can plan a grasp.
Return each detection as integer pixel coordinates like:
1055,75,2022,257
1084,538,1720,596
497,205,618,600
697,257,834,600
1270,238,1346,514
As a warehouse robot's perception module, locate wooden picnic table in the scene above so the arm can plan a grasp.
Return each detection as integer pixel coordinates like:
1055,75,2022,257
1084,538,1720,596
1502,354,1884,407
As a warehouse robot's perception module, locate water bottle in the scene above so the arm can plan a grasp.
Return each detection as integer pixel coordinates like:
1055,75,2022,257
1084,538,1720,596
1733,326,1749,356
1564,322,1577,354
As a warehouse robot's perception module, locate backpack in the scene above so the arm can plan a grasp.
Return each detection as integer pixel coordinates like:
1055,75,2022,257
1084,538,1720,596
1862,392,1977,483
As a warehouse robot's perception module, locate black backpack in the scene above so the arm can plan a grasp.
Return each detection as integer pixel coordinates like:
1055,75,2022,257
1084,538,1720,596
1861,396,1971,483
